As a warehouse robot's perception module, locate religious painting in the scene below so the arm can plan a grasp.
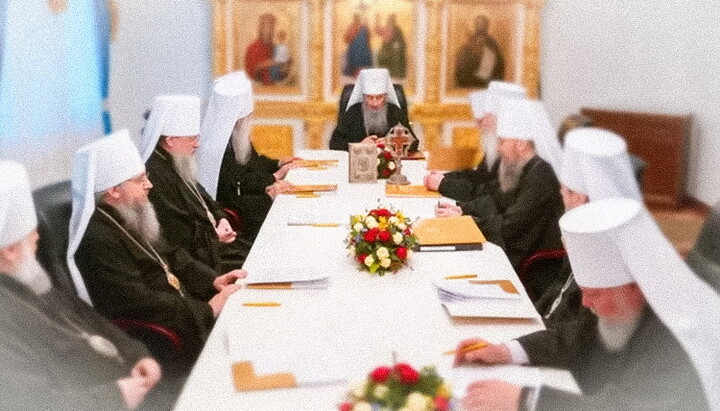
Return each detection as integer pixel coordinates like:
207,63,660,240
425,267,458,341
331,0,417,95
442,1,522,97
212,0,308,96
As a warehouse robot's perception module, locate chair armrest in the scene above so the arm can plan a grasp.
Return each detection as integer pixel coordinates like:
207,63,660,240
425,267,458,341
518,248,568,301
111,319,183,353
224,208,243,232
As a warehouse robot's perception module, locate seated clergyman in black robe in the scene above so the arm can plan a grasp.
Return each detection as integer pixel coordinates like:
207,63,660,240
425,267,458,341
0,160,161,410
456,199,714,411
140,94,251,273
69,131,244,373
329,68,418,152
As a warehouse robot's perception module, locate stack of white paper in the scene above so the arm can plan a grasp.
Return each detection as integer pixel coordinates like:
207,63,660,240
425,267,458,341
244,265,330,290
448,365,581,396
434,280,522,301
434,279,537,319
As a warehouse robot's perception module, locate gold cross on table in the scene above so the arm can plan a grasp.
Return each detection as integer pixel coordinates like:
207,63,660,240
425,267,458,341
49,0,68,14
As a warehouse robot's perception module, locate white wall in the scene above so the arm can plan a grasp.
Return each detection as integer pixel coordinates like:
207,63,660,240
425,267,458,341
541,0,720,205
108,0,212,144
107,0,720,205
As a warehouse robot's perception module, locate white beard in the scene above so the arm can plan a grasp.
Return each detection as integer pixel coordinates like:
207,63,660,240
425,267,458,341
231,118,253,166
362,101,388,137
14,244,52,295
113,201,161,246
597,315,642,352
497,158,526,193
171,153,199,185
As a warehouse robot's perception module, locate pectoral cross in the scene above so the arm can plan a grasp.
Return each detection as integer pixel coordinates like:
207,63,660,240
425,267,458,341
49,0,68,14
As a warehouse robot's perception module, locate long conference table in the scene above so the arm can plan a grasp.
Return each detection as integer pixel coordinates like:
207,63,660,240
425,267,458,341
174,150,574,410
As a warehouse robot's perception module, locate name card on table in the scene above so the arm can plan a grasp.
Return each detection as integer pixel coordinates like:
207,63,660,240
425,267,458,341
413,216,486,251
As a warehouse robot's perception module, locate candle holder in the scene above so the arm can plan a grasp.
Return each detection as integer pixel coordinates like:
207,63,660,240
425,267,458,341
385,124,412,186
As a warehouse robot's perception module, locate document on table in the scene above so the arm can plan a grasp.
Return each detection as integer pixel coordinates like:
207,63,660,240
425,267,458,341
244,265,330,289
435,279,537,319
286,209,344,227
448,365,581,396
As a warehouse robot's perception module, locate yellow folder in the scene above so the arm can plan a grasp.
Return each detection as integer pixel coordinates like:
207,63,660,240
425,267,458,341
414,215,486,251
295,159,339,168
385,184,441,198
232,361,298,392
288,184,338,193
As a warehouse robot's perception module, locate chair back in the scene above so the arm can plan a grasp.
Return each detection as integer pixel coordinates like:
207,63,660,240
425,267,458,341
686,201,720,292
32,180,75,295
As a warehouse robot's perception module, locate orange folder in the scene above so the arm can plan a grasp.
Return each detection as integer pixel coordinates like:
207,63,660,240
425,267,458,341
295,159,339,168
288,184,338,193
385,184,441,198
232,361,298,392
414,215,486,251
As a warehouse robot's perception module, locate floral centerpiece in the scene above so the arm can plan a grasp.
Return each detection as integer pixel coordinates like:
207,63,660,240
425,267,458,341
376,141,397,179
347,207,417,276
339,363,454,411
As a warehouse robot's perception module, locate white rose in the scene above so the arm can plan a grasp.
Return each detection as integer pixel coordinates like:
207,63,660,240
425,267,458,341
353,222,364,232
373,384,389,400
353,401,373,411
388,161,396,170
350,382,366,399
364,255,374,267
348,245,356,255
405,391,431,410
376,247,390,259
388,216,399,225
397,222,407,231
380,258,391,268
376,158,381,166
365,216,379,229
393,232,403,244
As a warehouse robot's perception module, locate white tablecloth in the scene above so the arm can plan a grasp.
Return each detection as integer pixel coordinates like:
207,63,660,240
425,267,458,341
174,150,559,410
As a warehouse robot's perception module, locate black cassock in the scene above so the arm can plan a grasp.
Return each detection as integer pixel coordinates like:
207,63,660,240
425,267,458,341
0,274,148,410
217,143,279,242
533,307,709,411
329,102,419,152
74,204,218,368
440,156,564,299
146,147,250,272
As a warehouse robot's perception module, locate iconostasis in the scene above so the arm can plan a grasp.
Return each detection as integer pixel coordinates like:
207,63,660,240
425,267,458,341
212,0,543,158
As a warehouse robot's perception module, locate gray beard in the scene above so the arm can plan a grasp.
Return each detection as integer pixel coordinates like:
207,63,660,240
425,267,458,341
597,315,641,353
171,153,199,185
112,201,161,246
15,245,52,295
231,119,253,166
362,102,388,137
497,158,527,193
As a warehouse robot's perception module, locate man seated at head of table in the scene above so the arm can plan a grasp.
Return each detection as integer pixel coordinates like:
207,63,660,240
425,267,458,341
458,198,717,411
196,71,301,242
0,160,162,410
69,131,244,372
453,128,644,371
139,94,252,272
429,98,565,293
424,81,529,201
329,67,419,152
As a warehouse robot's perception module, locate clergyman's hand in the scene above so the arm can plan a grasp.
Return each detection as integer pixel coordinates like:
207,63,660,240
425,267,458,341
462,380,521,411
214,269,247,291
424,172,444,191
279,156,302,167
435,202,463,218
453,338,512,366
116,358,162,410
266,180,293,199
215,218,237,244
208,284,242,317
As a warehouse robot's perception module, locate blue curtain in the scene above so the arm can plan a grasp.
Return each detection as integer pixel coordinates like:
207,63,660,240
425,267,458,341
0,0,104,145
93,0,111,134
0,1,6,83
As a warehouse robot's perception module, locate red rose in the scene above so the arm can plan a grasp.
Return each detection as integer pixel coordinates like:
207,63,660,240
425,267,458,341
363,228,379,242
377,143,385,149
383,151,393,160
357,254,367,263
372,208,391,217
378,230,391,242
434,396,450,411
394,363,420,384
369,366,392,383
339,402,353,411
403,228,412,236
395,246,407,260
382,169,391,177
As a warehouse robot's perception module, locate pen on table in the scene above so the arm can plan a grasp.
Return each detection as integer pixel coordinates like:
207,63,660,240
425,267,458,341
443,341,489,355
242,302,281,307
444,274,478,280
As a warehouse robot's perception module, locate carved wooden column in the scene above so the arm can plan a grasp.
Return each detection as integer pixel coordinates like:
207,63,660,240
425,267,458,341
522,0,543,99
421,0,445,149
305,0,327,149
211,0,228,77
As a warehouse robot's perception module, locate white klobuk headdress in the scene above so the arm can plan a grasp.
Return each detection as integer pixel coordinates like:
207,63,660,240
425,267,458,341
139,95,202,162
560,198,720,409
67,129,145,304
0,161,37,248
197,71,254,199
560,128,642,201
346,68,400,110
469,81,527,168
495,98,562,173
